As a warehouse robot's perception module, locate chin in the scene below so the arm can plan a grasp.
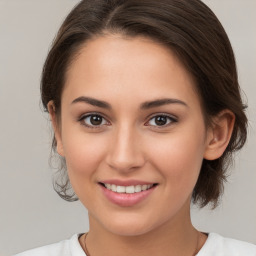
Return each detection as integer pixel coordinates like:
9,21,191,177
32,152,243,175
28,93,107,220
99,213,165,237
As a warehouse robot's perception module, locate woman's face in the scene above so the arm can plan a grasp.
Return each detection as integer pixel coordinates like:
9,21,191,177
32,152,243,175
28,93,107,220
54,35,212,236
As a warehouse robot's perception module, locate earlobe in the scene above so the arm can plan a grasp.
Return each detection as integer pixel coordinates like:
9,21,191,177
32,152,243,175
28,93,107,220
204,110,235,160
47,101,65,157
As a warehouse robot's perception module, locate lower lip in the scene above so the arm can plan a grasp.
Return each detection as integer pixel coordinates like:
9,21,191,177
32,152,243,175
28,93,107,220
100,185,156,207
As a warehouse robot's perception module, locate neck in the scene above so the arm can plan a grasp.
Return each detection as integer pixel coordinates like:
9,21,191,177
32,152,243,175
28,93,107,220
80,204,207,256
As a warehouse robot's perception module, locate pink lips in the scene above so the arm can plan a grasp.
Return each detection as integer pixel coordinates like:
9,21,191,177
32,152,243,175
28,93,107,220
99,179,157,207
101,179,153,186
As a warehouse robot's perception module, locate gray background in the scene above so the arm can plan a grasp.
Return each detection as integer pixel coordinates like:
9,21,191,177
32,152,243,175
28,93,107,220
0,0,255,255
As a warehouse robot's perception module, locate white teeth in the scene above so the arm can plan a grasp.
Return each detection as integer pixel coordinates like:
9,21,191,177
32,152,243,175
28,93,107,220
111,184,117,192
126,186,135,194
106,184,111,190
103,183,154,194
116,185,126,193
142,185,148,191
135,185,142,193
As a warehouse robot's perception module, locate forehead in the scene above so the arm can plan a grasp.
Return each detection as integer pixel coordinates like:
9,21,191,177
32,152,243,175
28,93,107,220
63,35,200,109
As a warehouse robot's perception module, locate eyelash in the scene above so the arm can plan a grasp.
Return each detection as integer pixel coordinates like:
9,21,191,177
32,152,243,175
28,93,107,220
78,112,178,130
146,113,178,129
78,112,110,130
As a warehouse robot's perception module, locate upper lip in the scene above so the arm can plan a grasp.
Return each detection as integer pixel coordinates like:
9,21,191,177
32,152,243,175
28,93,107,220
99,179,157,186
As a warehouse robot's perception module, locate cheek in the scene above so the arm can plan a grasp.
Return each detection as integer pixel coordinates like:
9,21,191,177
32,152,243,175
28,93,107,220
62,134,109,205
147,129,206,192
61,128,108,184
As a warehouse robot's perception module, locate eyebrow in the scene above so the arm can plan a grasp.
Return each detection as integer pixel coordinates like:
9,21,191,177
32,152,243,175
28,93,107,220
72,96,112,109
71,96,188,110
140,98,188,109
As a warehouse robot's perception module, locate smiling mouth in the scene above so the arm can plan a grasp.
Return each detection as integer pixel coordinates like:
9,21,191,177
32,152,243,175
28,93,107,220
99,183,158,194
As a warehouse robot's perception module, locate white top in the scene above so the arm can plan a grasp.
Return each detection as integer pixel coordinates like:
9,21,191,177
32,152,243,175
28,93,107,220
15,233,256,256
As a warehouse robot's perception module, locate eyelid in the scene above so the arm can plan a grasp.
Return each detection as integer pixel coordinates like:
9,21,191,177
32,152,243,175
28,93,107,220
145,113,178,127
77,112,178,129
78,112,110,129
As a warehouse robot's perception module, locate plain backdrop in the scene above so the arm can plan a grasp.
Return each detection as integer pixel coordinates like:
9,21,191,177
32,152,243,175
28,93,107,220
0,0,255,255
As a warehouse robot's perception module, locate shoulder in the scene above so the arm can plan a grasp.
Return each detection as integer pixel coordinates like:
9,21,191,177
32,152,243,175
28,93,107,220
198,233,256,256
14,234,86,256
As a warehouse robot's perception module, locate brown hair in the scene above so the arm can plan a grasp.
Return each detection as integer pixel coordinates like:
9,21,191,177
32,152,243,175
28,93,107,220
41,0,247,208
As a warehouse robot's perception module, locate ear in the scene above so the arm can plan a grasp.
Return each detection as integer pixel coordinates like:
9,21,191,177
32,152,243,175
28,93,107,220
47,101,65,157
204,110,235,160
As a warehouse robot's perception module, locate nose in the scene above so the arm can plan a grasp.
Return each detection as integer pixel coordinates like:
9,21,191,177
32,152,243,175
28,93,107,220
106,124,145,173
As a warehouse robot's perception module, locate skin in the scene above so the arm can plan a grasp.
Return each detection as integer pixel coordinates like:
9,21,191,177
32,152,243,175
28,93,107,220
49,34,235,256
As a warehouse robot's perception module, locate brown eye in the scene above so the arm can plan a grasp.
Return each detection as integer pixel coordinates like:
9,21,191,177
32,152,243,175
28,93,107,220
81,114,108,127
155,116,168,126
90,115,103,125
147,115,177,127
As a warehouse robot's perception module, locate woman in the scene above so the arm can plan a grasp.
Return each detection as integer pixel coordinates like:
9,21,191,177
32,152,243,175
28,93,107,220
16,0,256,255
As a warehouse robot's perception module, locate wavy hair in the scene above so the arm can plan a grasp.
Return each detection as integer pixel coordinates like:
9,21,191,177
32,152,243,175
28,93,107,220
41,0,247,208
